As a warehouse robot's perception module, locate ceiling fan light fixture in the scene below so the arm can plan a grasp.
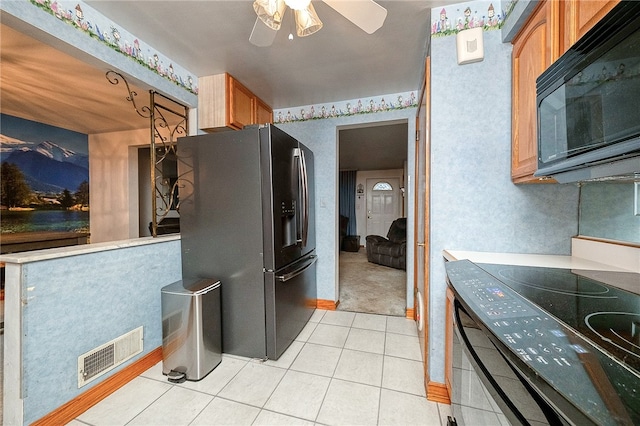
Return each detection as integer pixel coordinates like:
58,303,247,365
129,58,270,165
295,3,323,37
284,0,311,11
253,0,287,30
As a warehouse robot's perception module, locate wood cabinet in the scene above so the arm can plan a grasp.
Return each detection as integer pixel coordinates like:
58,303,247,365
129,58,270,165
510,0,618,183
559,0,620,56
227,76,254,129
511,1,554,183
198,73,272,132
255,96,273,126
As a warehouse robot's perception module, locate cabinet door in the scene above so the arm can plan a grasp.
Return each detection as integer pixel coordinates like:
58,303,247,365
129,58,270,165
511,1,552,183
227,75,254,130
561,0,619,55
255,97,273,125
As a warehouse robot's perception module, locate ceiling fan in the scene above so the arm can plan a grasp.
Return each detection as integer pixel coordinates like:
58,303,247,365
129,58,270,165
249,0,387,47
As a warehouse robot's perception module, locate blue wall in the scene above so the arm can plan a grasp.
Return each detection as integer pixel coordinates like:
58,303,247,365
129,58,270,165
579,182,640,243
428,29,580,382
19,238,181,424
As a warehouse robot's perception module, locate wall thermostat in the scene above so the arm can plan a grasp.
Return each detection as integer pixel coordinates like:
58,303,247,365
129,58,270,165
456,27,484,65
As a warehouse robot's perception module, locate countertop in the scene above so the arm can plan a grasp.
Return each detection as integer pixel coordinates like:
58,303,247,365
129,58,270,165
443,237,640,295
0,234,180,264
442,249,628,271
444,237,640,274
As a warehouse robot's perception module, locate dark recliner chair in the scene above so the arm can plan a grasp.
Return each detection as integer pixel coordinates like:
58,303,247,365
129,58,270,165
365,218,407,270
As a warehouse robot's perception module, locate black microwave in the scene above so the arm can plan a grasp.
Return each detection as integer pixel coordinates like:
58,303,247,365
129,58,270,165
535,1,640,183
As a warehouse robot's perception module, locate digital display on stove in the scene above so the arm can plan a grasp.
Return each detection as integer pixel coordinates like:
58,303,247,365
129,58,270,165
487,287,506,298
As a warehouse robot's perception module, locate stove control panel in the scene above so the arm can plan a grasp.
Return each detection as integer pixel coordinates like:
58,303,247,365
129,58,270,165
490,315,592,370
446,261,583,368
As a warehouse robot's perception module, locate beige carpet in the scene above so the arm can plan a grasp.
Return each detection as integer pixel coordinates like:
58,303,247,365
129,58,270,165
337,250,406,317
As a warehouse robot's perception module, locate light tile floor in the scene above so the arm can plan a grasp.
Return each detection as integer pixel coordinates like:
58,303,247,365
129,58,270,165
70,310,452,426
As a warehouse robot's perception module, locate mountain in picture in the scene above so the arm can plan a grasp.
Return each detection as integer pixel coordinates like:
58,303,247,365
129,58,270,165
2,138,89,193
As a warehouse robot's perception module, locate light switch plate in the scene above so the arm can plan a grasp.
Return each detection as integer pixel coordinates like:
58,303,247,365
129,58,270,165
635,182,640,216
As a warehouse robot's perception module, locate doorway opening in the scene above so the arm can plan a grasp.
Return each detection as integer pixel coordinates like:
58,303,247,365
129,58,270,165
337,120,409,316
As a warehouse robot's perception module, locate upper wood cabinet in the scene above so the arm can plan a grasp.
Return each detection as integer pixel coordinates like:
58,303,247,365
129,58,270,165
511,1,554,183
559,0,620,56
510,0,618,183
198,73,273,132
227,76,254,129
255,97,273,127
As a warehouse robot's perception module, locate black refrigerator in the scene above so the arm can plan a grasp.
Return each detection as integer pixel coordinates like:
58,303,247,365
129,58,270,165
177,124,317,360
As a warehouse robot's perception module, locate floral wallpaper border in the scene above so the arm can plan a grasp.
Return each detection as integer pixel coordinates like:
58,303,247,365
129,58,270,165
29,0,198,95
431,0,514,37
273,91,418,124
26,0,521,120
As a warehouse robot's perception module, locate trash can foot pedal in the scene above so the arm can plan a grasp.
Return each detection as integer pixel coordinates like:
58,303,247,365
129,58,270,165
167,370,187,383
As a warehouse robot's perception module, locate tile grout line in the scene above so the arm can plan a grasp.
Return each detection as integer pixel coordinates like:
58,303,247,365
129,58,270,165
123,379,175,426
185,388,215,426
376,316,389,425
314,310,349,424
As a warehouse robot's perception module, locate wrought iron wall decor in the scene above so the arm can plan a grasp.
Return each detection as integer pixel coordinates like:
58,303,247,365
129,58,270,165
106,70,190,237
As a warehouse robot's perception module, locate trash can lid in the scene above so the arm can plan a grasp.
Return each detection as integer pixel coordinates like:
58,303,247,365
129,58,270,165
161,277,220,295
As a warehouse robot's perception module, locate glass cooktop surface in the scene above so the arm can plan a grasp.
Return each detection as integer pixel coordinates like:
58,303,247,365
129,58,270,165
478,263,640,375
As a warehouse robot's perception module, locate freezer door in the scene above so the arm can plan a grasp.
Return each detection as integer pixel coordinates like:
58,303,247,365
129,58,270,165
264,253,318,360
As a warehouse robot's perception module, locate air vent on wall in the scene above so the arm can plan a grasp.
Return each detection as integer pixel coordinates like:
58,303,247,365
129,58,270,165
77,326,143,387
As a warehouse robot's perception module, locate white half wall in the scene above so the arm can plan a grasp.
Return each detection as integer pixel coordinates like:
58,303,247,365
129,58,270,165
89,128,148,243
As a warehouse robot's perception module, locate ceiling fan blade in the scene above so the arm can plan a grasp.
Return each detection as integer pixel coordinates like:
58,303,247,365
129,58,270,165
249,17,278,47
322,0,387,34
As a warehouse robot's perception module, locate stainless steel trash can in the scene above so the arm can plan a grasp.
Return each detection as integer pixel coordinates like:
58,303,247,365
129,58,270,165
161,278,222,382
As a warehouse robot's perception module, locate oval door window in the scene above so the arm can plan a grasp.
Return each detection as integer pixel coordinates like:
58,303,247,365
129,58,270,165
373,181,393,191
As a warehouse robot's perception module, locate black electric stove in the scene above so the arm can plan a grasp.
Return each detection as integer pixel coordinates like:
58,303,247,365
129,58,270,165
446,260,640,426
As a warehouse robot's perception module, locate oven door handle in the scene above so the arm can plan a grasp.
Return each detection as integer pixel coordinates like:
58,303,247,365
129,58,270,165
452,299,565,426
452,300,530,425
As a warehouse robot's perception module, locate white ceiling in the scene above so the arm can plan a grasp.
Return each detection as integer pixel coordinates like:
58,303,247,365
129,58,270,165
0,1,457,170
0,24,150,135
339,122,409,171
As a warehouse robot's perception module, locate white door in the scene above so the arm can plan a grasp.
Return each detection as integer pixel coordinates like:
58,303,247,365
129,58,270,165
366,177,401,237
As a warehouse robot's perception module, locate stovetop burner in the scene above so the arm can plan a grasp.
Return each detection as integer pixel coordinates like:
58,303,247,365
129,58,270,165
585,312,640,363
478,263,640,375
495,268,617,298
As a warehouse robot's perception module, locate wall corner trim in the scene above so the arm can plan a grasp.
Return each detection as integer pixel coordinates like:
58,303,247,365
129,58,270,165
316,299,339,310
427,381,451,404
405,307,415,320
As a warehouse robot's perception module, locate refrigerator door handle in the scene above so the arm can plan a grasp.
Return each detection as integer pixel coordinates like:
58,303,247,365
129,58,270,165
295,148,310,247
276,255,317,282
